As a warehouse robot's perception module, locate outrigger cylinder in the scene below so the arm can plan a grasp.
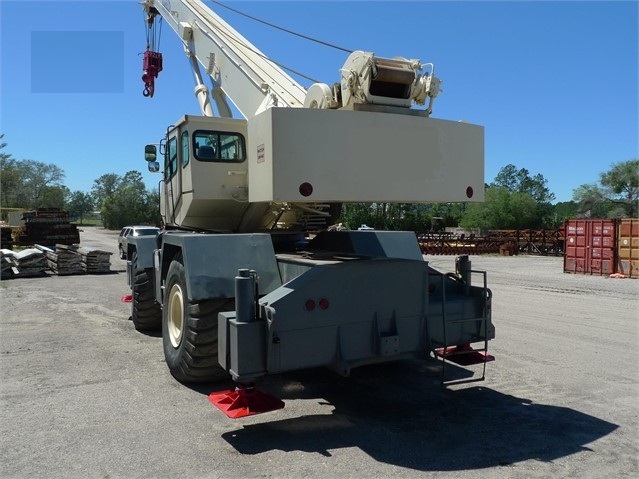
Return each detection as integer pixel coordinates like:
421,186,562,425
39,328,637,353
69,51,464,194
235,269,257,323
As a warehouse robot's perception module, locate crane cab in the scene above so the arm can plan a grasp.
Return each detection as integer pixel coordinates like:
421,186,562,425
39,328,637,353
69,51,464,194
146,115,251,231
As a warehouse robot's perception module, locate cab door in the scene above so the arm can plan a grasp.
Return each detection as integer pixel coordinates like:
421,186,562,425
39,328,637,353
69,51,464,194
162,128,181,225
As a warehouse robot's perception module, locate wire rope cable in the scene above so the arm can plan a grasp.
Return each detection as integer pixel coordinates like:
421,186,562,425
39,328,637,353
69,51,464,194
206,0,356,85
209,0,354,54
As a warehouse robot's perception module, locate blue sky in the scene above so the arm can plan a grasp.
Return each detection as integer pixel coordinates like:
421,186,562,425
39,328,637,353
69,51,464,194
1,0,637,204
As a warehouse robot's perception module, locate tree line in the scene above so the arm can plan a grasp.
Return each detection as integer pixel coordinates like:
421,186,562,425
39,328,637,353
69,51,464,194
1,134,636,232
1,135,159,229
340,160,637,232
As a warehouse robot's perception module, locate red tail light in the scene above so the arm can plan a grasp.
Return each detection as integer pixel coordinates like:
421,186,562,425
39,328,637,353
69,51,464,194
299,182,313,197
305,298,330,311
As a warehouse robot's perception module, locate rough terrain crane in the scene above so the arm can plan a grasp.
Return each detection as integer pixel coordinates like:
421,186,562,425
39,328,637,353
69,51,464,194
127,0,495,417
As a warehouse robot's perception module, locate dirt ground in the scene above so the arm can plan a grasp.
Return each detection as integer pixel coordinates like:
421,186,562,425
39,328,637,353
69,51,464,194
1,226,637,479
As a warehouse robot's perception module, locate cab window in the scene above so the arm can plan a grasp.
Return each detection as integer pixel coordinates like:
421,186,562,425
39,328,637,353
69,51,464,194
193,130,246,163
165,136,178,180
181,130,189,167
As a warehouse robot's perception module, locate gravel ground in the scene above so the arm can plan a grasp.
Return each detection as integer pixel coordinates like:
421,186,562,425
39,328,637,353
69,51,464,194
1,227,637,479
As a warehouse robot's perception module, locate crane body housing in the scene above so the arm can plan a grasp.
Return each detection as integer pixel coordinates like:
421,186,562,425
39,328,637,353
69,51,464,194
247,106,484,203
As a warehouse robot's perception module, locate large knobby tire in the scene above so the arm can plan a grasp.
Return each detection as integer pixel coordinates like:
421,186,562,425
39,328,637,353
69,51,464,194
162,257,231,383
131,252,161,332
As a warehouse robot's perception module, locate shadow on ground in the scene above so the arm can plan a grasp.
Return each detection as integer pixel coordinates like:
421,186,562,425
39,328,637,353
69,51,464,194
209,360,617,471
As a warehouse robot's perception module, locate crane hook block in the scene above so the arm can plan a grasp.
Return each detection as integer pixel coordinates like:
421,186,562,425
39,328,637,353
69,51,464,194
141,50,163,98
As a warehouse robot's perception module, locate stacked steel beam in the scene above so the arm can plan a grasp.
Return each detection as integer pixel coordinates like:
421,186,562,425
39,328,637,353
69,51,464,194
35,244,113,275
35,245,85,276
58,244,112,274
1,226,13,250
15,209,80,247
0,248,48,278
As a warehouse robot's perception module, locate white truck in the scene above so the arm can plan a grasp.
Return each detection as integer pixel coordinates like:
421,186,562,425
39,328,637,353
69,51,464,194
128,0,494,416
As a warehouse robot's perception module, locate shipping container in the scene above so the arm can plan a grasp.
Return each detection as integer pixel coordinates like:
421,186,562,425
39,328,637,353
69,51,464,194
564,219,617,275
617,218,639,278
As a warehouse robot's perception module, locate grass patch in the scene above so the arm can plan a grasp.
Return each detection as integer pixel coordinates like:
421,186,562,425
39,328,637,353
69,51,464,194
71,219,101,227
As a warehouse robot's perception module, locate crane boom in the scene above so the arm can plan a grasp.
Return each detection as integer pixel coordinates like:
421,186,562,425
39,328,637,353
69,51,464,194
141,0,307,118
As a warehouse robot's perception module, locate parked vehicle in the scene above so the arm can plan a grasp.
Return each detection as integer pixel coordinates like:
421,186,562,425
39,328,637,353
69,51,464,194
118,226,159,259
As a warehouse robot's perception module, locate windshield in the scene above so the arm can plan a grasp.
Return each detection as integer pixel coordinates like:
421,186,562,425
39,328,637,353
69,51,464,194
193,130,246,163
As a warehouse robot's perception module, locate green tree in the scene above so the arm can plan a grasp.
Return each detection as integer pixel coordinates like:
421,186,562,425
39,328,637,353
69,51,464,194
460,187,541,230
599,159,638,217
460,165,556,230
572,184,610,217
145,188,161,226
0,135,28,209
19,159,66,208
492,164,555,203
67,191,94,224
339,203,436,231
0,137,20,208
40,185,70,209
391,203,433,231
91,173,121,207
572,159,637,218
0,138,66,209
549,201,578,227
97,171,159,229
428,203,465,230
340,203,375,229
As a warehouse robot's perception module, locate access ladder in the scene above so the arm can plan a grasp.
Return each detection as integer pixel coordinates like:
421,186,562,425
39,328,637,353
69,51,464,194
430,263,494,386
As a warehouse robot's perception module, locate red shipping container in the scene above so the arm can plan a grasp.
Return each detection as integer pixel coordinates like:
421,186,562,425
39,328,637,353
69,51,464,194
617,218,639,278
564,219,617,275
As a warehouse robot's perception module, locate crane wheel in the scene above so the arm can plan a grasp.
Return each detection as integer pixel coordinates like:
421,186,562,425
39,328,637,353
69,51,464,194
162,256,231,383
131,251,161,332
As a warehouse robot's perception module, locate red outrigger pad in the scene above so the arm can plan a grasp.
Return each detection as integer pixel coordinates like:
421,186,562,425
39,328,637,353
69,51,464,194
209,386,285,419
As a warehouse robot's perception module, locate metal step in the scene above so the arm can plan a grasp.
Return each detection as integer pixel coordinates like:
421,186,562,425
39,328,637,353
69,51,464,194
434,344,495,366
